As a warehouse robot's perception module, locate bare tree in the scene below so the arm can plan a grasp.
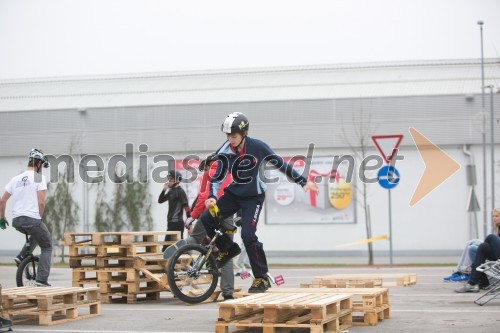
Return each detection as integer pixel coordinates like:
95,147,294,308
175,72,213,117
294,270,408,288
340,107,379,265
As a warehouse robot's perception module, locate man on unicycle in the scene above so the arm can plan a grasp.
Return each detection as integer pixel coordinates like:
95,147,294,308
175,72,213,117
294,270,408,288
0,148,52,287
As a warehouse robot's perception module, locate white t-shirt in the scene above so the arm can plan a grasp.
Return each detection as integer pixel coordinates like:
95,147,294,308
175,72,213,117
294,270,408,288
5,170,47,219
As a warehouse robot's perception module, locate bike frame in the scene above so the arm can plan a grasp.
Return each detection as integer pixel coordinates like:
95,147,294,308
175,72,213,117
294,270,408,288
16,233,38,287
23,233,36,264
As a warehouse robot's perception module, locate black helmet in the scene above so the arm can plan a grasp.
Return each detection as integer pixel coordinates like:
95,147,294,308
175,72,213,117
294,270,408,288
167,170,181,182
198,154,219,172
28,148,49,168
221,112,249,134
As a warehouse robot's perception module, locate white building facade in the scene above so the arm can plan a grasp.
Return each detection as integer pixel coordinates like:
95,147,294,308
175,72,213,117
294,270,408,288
0,59,499,257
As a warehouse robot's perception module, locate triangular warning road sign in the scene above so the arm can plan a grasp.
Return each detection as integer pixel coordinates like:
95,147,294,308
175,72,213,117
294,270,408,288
372,135,404,164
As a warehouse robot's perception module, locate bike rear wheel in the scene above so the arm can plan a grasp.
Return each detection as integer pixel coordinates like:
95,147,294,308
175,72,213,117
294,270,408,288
166,244,219,304
16,256,39,287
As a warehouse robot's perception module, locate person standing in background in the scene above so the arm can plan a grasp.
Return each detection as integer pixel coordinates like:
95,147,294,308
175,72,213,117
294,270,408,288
158,170,190,251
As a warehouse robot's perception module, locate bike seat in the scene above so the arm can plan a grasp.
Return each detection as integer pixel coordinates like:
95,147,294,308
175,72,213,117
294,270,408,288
209,205,237,233
220,219,237,233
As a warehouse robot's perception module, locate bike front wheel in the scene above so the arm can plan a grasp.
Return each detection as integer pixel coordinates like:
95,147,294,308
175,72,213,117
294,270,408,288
16,256,39,287
166,244,219,304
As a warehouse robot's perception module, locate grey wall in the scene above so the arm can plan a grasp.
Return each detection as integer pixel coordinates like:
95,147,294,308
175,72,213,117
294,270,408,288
1,94,498,157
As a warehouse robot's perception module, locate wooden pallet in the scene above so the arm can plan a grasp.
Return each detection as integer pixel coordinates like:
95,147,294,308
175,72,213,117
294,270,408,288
64,231,181,247
68,252,170,269
69,255,136,268
215,293,352,333
313,273,417,287
72,267,140,284
268,287,390,326
68,242,173,257
301,280,375,288
1,287,100,326
101,287,163,304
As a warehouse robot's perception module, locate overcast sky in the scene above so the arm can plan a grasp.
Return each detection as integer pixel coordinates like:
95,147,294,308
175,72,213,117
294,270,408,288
0,0,499,80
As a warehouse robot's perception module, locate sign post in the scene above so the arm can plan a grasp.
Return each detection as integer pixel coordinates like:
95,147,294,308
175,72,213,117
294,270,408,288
377,165,400,265
372,135,403,266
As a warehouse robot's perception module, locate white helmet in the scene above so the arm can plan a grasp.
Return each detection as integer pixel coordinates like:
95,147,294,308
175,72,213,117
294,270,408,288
221,112,249,134
28,148,49,168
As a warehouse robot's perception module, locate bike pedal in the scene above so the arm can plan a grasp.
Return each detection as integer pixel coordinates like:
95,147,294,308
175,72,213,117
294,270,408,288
240,271,251,280
274,275,285,286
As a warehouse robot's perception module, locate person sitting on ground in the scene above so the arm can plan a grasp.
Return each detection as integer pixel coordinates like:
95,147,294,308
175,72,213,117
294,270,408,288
444,208,500,282
0,148,53,287
455,208,500,293
443,240,484,282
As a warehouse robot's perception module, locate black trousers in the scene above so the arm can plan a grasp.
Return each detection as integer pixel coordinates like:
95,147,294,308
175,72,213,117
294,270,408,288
163,222,184,252
470,234,500,285
200,192,267,278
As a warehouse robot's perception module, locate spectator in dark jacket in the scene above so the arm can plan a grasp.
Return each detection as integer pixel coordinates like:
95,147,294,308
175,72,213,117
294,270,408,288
158,170,190,250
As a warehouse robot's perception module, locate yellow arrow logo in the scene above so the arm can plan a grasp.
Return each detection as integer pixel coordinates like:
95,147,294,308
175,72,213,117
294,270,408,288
409,127,461,207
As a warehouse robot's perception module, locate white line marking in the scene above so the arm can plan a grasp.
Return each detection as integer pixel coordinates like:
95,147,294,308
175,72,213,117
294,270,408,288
393,309,500,313
12,330,211,333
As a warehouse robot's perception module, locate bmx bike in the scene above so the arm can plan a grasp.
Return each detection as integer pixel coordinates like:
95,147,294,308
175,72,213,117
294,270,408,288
165,205,284,304
166,205,234,304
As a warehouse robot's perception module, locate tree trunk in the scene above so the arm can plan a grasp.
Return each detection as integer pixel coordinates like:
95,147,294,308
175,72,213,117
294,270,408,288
363,181,374,265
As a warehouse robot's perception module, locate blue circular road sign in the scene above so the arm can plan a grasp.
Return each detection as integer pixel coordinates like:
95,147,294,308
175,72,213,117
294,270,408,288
377,166,400,189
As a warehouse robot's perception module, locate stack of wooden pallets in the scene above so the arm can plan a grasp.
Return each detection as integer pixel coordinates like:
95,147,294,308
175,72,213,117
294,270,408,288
0,287,100,326
0,284,13,330
64,231,180,303
215,292,353,333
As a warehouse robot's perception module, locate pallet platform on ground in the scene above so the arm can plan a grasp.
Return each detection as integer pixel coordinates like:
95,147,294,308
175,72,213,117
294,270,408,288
0,287,100,326
313,273,417,287
215,292,352,333
269,287,390,326
101,288,163,304
301,280,375,288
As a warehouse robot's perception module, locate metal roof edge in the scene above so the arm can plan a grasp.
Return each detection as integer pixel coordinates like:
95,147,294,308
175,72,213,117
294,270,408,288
1,58,498,84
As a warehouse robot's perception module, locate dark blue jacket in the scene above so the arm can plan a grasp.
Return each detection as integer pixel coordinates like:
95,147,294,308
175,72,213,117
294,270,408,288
209,137,307,199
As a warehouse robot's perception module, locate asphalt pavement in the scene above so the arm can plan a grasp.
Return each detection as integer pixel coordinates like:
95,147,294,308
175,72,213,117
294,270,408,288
1,264,499,333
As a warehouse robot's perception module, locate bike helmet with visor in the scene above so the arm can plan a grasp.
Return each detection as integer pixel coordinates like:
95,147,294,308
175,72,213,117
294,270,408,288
28,148,49,168
221,112,249,135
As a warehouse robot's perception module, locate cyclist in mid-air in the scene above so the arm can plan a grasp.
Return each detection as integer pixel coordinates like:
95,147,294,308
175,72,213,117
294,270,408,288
0,148,53,287
200,112,319,293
